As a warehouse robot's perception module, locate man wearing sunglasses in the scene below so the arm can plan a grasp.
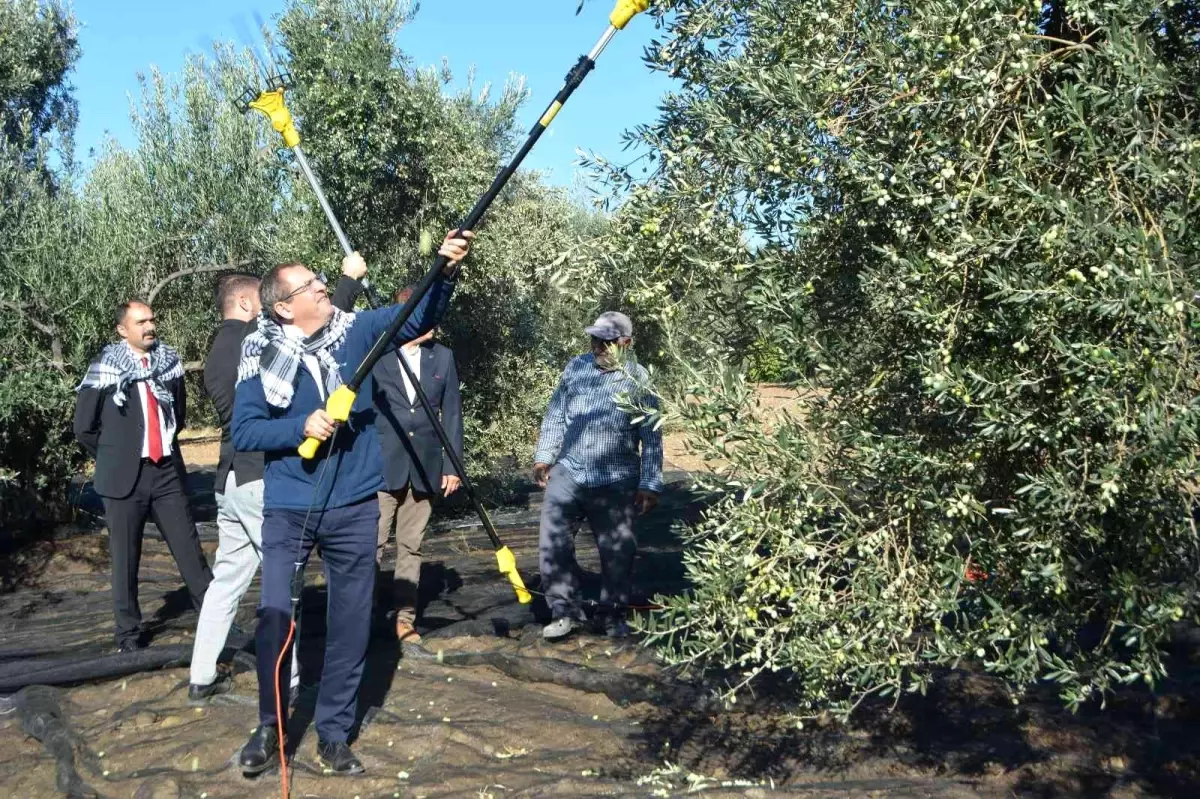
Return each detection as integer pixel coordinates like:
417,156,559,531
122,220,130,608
231,230,473,777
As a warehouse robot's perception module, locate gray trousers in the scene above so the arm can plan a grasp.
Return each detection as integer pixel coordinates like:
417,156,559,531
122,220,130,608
538,463,638,620
189,474,297,688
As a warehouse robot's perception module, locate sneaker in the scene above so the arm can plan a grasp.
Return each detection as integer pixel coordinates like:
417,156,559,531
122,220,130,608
187,673,233,706
316,739,365,775
238,724,282,775
541,617,578,641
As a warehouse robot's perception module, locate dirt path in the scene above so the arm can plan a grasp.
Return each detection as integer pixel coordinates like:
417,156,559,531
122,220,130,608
0,506,983,799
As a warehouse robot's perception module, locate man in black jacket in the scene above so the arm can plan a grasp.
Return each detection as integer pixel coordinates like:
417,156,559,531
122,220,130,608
373,286,463,643
187,259,369,703
74,300,213,652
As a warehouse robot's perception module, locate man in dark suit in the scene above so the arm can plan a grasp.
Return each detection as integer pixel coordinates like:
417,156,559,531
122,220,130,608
74,300,213,652
373,285,463,643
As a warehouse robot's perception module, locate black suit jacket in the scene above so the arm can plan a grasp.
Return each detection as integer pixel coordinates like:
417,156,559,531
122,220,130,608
372,342,463,495
74,369,188,500
203,275,364,494
204,319,262,493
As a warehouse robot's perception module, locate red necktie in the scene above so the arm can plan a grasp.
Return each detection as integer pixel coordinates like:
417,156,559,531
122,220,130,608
141,356,164,462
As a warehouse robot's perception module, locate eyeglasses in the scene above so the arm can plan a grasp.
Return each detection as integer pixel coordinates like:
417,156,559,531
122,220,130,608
280,273,327,303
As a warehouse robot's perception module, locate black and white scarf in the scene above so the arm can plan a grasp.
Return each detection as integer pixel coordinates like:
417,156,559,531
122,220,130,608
76,341,183,426
236,309,356,408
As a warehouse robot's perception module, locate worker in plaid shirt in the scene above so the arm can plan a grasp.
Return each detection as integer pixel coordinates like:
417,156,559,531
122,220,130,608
533,311,663,640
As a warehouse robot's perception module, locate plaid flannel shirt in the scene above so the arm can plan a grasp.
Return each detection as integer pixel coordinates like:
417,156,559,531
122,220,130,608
533,353,664,493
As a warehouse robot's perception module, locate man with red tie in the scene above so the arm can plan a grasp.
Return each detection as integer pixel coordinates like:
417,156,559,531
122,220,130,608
75,300,213,652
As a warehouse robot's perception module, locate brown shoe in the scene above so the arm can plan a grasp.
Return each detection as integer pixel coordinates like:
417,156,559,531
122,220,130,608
396,620,422,643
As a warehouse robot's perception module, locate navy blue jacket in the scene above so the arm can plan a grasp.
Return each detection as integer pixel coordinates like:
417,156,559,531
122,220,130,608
372,342,463,495
232,277,455,511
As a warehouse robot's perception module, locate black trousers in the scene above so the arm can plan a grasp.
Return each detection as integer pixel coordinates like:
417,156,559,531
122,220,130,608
101,459,212,646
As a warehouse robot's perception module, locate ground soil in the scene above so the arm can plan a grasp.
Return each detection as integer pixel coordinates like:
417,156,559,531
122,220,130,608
3,387,1199,797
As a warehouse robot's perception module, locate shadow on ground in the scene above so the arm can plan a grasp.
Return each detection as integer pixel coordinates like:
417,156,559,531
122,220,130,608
631,660,1200,798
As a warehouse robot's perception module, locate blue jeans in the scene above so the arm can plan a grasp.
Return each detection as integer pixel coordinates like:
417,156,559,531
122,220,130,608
256,496,379,743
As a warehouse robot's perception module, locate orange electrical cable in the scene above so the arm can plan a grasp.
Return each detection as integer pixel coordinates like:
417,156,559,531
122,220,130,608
274,619,295,798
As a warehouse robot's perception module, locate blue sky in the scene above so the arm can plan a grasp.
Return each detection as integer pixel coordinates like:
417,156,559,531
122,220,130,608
69,0,673,187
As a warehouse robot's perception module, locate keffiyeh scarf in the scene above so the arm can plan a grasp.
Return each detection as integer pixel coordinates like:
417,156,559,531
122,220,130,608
236,309,356,408
76,341,183,426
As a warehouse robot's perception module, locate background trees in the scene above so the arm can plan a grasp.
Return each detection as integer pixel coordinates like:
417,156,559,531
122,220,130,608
1,0,82,522
274,0,595,475
1,0,596,521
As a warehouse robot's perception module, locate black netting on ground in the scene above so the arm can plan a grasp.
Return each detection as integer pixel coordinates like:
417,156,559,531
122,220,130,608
3,469,1198,797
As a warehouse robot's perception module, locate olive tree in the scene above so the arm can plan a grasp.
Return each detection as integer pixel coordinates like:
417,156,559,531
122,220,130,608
0,0,81,521
567,0,1200,716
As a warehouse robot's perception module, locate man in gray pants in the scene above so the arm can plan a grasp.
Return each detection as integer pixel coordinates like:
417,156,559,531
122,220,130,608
187,259,368,702
532,311,664,640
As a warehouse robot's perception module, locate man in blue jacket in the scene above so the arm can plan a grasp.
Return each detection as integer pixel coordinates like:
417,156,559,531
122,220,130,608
231,231,472,776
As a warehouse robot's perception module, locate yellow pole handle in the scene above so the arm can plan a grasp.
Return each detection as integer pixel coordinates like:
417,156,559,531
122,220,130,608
297,436,322,460
610,0,651,29
298,384,358,459
247,87,301,148
495,546,533,604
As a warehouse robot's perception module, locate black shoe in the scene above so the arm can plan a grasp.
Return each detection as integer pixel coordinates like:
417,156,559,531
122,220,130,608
115,639,143,654
187,673,233,706
239,725,282,775
316,739,364,775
